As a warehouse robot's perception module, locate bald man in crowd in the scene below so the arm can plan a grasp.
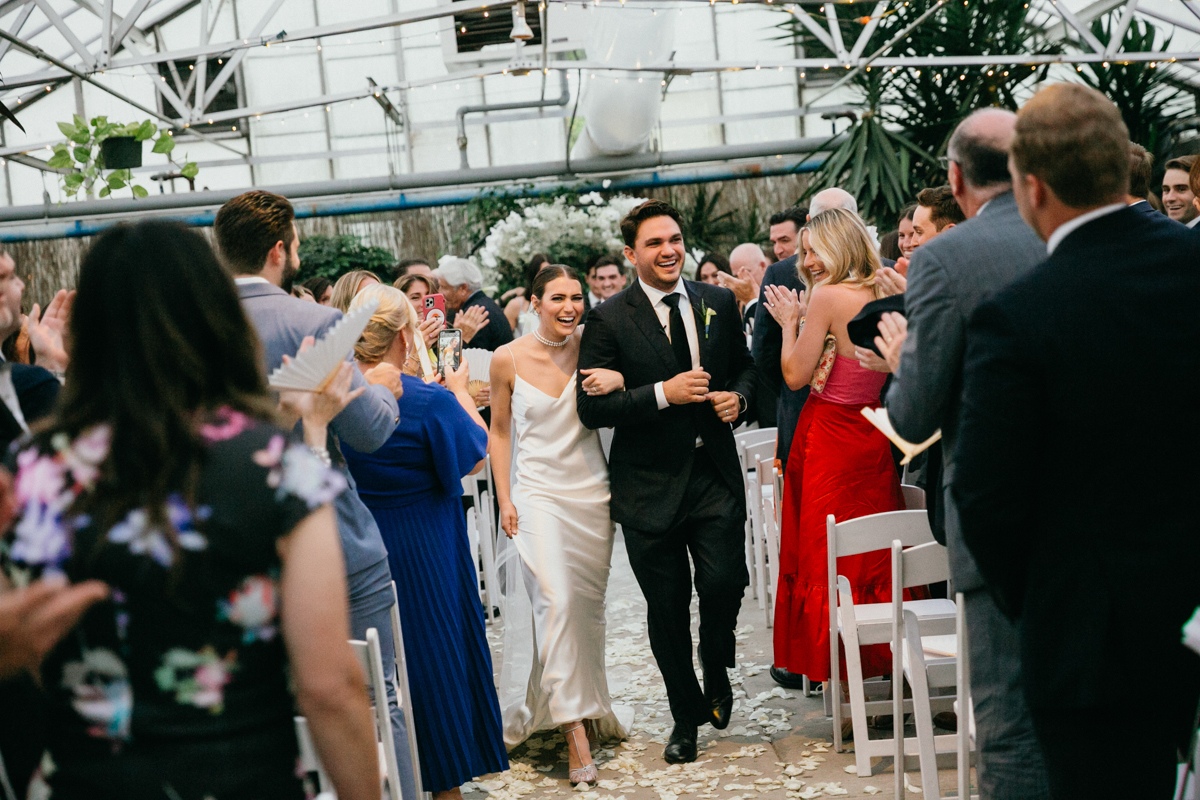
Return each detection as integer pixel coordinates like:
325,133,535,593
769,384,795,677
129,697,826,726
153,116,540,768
720,243,771,334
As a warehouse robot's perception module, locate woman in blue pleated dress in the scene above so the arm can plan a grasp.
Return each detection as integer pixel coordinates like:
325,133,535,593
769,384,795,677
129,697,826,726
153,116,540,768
341,284,506,799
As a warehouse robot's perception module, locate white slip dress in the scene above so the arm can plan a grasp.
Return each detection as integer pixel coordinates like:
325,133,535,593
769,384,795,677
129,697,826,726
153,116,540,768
497,354,628,747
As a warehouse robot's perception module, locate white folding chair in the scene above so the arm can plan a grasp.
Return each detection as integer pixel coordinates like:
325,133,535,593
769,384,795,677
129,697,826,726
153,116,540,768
751,451,781,625
890,540,962,798
461,475,498,626
827,510,954,775
296,628,409,800
294,716,332,795
901,484,927,510
735,427,777,600
351,629,404,800
744,439,776,617
955,592,977,800
389,582,427,800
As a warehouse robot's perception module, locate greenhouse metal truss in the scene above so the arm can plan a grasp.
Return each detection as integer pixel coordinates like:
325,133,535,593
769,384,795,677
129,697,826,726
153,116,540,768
0,0,1196,164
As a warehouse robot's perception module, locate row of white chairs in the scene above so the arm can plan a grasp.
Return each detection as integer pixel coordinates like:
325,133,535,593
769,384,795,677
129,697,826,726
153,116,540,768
296,581,428,800
463,455,500,627
826,507,978,798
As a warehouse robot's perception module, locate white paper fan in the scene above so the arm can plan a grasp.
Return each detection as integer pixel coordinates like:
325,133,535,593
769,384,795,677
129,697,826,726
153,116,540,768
268,298,380,391
463,348,492,383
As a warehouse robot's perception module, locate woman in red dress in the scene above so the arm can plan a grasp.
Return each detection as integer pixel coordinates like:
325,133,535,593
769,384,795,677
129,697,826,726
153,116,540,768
763,208,906,684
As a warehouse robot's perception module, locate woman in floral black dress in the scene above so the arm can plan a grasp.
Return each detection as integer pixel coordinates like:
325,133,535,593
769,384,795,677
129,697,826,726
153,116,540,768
0,221,380,800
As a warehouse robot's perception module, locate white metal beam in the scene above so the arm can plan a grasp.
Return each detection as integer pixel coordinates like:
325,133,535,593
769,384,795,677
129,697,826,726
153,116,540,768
101,0,112,66
32,0,96,69
1044,0,1105,53
792,5,835,54
201,0,285,109
193,0,208,120
110,0,156,57
1137,6,1200,38
823,1,847,62
0,0,36,65
847,1,887,62
1105,0,1139,57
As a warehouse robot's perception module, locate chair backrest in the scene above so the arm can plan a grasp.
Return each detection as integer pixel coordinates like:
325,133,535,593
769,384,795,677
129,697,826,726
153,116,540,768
350,628,403,800
293,715,332,794
736,427,777,472
901,484,926,510
828,510,933,561
891,540,948,593
389,583,425,798
744,440,776,470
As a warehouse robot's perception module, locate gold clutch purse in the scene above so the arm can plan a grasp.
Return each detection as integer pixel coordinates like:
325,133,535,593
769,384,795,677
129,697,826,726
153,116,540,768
810,334,838,393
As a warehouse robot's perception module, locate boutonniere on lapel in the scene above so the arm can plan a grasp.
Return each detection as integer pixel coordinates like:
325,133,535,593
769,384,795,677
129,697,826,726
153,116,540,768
700,300,716,339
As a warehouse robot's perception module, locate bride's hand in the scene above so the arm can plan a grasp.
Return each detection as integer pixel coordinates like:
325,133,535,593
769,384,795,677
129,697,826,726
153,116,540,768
500,500,519,538
579,368,624,396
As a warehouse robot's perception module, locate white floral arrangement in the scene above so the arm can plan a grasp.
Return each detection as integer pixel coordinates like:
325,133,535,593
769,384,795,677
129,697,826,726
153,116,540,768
476,192,647,288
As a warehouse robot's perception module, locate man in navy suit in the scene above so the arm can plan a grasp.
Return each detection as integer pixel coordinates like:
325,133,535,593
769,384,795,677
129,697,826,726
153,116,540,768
1125,143,1183,226
214,192,418,798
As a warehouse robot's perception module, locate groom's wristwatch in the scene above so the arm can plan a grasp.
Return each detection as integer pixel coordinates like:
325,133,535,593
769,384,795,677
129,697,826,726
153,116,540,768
733,392,747,415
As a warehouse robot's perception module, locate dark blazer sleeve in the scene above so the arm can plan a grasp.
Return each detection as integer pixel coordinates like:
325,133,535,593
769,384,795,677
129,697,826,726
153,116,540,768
885,247,961,444
720,289,757,405
575,305,660,430
751,264,787,397
951,297,1041,619
12,364,60,424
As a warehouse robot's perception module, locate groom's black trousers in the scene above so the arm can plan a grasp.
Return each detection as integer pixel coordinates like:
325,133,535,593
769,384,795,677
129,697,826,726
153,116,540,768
621,446,749,727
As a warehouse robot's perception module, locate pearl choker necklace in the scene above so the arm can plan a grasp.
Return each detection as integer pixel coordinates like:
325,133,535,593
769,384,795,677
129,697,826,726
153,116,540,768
534,329,569,347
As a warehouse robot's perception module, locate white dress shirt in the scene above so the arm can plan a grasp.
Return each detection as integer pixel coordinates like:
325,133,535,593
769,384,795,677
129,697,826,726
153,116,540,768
1188,216,1200,229
234,275,271,286
1046,203,1125,255
0,361,27,433
637,277,700,411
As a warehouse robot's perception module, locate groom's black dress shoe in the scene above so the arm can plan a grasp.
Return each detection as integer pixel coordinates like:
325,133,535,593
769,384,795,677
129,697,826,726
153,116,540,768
701,651,733,730
664,723,698,764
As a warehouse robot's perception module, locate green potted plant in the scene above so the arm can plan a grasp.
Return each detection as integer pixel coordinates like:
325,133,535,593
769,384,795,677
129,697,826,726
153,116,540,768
48,115,198,199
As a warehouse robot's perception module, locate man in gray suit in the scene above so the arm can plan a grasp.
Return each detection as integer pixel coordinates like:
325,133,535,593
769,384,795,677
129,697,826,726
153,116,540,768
879,110,1052,799
215,191,418,798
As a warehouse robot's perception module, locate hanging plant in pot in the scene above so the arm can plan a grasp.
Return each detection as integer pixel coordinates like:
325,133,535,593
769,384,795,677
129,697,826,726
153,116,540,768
48,115,199,199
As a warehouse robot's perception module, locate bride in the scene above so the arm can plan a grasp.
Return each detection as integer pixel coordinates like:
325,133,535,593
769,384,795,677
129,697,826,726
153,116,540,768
489,265,628,783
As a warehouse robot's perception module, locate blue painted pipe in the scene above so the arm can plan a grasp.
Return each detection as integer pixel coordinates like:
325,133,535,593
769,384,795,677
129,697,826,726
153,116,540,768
0,157,822,242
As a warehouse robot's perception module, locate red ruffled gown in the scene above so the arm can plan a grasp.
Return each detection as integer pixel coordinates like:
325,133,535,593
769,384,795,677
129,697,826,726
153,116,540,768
773,354,920,682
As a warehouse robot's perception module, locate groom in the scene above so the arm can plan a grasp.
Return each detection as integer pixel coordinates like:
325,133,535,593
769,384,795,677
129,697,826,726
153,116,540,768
577,200,757,763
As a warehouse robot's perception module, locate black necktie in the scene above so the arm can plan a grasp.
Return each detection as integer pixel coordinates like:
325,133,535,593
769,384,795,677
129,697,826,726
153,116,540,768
661,294,692,374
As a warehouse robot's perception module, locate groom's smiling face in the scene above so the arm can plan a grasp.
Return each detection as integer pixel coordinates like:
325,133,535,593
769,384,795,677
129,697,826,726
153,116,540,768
625,215,686,293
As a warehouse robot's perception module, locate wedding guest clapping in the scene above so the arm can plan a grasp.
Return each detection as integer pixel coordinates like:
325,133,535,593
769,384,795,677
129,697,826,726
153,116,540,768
1,220,380,800
764,208,920,704
339,284,507,800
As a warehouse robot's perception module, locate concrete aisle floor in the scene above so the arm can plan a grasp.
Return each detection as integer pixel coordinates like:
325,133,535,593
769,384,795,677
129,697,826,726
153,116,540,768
471,532,973,800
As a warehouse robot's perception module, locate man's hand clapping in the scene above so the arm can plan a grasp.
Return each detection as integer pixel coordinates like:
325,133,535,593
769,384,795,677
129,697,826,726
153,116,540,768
875,266,908,298
27,289,75,373
716,271,758,305
453,306,489,345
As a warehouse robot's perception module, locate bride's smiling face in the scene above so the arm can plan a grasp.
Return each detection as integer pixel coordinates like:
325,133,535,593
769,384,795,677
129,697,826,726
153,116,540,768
533,276,585,338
